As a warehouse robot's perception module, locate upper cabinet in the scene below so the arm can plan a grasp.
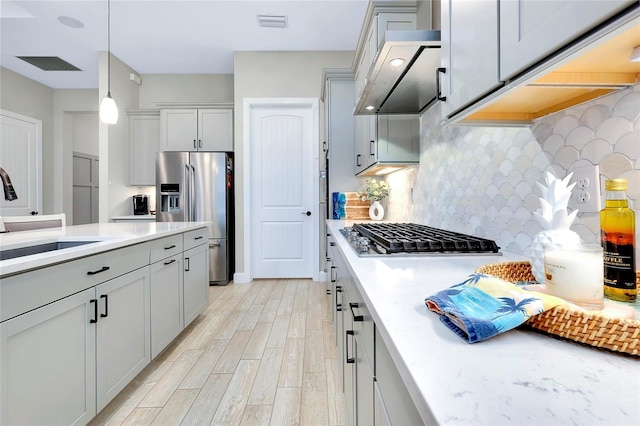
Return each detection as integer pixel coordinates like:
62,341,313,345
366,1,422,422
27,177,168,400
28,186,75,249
128,110,160,186
500,0,636,80
161,106,233,152
441,0,640,125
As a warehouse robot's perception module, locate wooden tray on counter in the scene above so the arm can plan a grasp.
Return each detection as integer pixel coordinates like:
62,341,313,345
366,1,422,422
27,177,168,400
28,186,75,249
476,261,640,357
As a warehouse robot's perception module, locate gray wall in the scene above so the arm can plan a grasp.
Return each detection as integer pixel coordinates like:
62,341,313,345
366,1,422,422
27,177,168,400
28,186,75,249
233,50,354,277
138,74,234,108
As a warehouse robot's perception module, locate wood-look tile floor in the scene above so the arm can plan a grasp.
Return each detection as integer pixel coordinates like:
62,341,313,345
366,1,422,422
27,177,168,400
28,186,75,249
89,279,347,426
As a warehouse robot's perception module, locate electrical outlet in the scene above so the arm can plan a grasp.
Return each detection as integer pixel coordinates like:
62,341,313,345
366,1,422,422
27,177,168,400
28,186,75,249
569,165,601,212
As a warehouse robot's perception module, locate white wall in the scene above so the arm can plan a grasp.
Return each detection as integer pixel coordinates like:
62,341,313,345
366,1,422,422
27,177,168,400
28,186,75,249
233,50,354,278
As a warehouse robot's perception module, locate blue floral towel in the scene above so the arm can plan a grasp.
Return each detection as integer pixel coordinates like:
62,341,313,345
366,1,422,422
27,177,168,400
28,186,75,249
425,273,568,343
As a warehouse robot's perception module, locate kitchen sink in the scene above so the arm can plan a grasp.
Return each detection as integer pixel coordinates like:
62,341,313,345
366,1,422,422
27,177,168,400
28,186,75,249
0,240,100,261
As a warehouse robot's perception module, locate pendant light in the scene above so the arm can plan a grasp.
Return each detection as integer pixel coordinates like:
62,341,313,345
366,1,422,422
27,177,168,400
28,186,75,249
99,0,118,124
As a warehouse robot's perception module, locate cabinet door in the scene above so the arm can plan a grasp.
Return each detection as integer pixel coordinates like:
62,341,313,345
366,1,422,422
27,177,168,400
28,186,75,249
129,113,160,185
355,340,374,426
161,109,198,151
500,0,635,80
343,285,356,426
183,243,210,326
376,115,419,163
150,255,184,358
441,0,501,118
0,288,96,426
198,109,233,151
95,267,151,411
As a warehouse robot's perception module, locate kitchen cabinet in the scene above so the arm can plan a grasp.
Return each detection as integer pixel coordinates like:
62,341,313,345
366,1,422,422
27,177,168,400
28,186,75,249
0,263,150,425
1,288,96,426
440,0,501,118
500,0,635,80
183,241,209,325
149,235,184,358
127,110,160,186
355,114,419,176
441,0,639,124
161,107,233,152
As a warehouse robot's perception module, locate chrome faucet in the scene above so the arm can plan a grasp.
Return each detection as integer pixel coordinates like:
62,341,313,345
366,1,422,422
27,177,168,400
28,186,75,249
0,167,18,201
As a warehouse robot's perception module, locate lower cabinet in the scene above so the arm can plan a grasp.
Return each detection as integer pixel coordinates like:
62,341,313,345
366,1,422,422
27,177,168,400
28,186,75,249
183,242,209,325
329,231,423,426
0,267,151,425
150,254,183,359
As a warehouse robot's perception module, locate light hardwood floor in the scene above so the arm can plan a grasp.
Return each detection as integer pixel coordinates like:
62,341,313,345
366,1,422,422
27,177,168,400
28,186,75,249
90,279,347,426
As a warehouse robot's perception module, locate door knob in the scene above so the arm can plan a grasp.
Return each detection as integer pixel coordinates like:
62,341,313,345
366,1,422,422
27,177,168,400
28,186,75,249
302,211,311,216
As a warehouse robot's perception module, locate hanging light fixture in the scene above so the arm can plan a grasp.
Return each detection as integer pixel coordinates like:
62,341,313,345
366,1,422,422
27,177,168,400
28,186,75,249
99,0,118,124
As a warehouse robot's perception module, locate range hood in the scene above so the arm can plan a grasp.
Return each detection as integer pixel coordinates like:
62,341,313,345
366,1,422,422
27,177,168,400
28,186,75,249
354,30,441,115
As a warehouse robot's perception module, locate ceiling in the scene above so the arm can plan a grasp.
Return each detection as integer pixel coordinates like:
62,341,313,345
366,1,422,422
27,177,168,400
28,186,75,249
0,0,369,89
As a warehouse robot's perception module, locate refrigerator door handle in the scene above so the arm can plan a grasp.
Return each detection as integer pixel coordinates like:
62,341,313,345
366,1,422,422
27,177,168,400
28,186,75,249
190,164,196,221
184,164,191,221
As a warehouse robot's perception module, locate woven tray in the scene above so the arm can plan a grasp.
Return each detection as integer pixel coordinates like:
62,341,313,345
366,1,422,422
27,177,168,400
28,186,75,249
475,261,640,357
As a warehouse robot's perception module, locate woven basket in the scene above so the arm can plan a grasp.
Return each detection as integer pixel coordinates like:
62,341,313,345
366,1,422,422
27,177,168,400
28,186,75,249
475,261,640,357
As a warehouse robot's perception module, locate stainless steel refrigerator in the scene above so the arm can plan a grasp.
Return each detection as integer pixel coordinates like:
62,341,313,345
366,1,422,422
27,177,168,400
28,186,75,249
156,152,234,285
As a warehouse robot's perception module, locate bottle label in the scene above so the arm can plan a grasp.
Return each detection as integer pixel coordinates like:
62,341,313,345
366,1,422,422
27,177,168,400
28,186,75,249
602,236,636,290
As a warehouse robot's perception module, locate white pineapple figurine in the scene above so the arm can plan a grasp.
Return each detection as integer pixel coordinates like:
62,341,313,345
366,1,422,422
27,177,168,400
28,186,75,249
530,172,582,282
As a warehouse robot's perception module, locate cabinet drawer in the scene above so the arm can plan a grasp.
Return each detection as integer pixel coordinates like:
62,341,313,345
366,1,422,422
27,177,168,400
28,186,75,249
183,227,209,251
149,234,183,263
1,243,150,322
346,281,374,369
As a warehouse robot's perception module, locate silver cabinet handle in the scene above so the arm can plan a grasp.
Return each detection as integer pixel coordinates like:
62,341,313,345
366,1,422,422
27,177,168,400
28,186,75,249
211,242,221,247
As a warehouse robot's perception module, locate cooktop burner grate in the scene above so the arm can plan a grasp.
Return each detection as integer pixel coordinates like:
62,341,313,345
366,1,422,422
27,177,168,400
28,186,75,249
351,223,500,254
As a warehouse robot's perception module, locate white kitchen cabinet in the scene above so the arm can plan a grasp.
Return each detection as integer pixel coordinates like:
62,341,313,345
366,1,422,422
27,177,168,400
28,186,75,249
355,114,419,176
150,254,184,358
95,267,151,411
440,0,501,119
128,110,160,186
500,0,635,81
1,288,96,426
183,242,209,325
161,108,233,152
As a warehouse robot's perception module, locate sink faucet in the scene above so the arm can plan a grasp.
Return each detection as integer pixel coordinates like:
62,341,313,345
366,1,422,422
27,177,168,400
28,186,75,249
0,167,18,201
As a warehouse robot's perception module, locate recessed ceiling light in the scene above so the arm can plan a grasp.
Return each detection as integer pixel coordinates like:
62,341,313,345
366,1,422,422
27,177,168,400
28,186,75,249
389,58,405,67
57,15,84,29
257,14,287,28
366,105,375,111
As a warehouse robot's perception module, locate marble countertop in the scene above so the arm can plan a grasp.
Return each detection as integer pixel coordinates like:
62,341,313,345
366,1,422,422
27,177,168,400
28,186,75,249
0,222,208,278
327,220,639,425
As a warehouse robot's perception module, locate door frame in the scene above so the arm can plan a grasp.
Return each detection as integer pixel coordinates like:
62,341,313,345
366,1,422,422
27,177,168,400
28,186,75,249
241,98,320,283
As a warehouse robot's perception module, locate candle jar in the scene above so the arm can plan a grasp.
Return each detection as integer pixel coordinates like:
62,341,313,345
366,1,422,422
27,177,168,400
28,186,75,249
543,243,604,310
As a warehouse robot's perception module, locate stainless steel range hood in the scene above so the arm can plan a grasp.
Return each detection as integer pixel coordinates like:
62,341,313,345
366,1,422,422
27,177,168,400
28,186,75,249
354,30,441,115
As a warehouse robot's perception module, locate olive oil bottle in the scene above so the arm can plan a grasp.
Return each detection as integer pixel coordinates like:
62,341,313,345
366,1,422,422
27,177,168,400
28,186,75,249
600,179,636,302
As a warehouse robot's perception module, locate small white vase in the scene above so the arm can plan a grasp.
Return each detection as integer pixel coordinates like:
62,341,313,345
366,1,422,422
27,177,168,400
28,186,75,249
369,200,384,221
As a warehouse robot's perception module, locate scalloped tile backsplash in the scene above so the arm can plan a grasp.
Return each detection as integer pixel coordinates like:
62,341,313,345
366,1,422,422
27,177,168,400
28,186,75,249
385,87,639,262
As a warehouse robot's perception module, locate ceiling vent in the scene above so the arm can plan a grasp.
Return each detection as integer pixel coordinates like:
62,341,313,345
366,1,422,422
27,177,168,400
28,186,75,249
257,14,287,28
16,56,81,71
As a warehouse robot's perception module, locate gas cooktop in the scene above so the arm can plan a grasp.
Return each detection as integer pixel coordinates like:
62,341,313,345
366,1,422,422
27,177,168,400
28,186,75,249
340,223,501,257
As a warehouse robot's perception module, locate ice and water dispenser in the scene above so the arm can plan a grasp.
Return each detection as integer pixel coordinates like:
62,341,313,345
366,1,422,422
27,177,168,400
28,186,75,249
159,184,180,213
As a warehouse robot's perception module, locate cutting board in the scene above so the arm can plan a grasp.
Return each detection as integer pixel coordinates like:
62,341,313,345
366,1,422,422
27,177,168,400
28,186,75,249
332,192,370,220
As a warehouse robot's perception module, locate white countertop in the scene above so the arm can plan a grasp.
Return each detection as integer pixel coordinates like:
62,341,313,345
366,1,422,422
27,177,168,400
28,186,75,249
327,220,640,426
0,222,207,277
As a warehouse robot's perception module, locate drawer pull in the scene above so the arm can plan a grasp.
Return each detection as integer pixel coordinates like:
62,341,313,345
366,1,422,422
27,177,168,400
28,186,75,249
185,257,190,272
349,302,364,322
165,244,176,250
194,236,204,240
346,330,355,364
100,294,108,318
164,259,176,266
90,299,98,324
87,266,110,276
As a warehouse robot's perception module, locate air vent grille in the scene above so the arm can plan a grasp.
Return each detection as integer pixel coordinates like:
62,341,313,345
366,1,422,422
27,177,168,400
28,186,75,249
16,56,81,71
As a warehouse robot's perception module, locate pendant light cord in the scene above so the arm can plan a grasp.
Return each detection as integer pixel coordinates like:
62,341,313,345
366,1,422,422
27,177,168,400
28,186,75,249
107,0,111,96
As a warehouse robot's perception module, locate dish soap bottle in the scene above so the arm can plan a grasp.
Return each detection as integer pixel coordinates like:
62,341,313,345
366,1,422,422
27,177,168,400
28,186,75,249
600,179,636,302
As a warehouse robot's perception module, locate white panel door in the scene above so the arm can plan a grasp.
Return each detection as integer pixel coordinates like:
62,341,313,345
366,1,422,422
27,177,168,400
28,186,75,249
0,110,41,216
251,105,314,278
